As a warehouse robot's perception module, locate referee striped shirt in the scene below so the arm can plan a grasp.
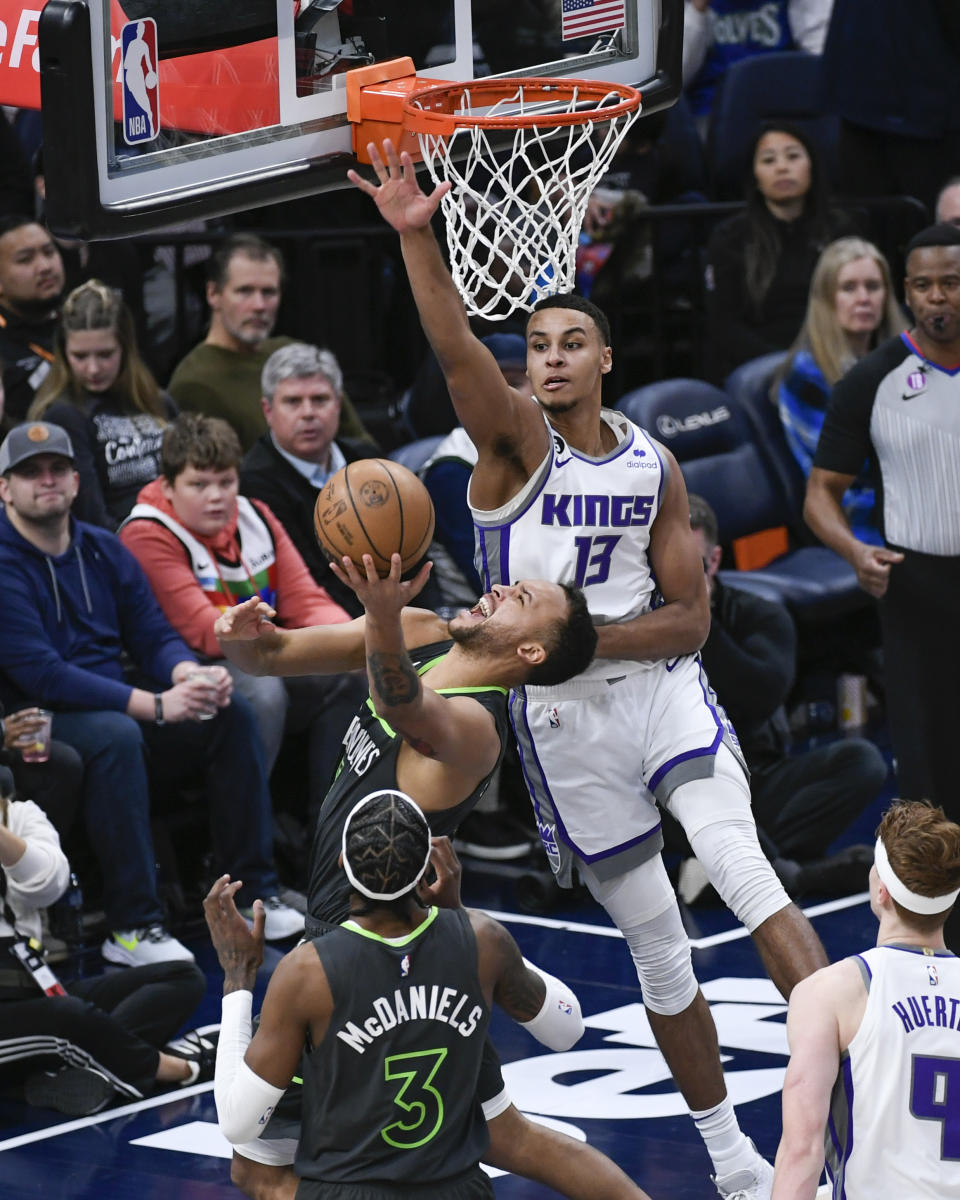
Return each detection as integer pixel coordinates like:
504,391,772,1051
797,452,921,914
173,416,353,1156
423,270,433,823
814,332,960,555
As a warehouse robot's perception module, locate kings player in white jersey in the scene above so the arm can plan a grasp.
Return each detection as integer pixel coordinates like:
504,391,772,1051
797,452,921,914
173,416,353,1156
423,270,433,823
349,141,828,1199
774,800,960,1199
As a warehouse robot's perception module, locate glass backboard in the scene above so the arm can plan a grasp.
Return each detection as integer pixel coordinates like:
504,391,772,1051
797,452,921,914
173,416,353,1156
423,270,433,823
39,0,681,238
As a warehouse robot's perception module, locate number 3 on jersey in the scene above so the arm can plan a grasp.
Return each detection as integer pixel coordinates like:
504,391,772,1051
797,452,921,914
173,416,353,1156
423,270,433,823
910,1053,960,1159
381,1047,447,1149
574,535,622,587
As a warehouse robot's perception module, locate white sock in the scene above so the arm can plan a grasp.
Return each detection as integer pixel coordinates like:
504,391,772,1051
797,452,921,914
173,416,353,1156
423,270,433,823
178,1060,200,1087
689,1098,755,1175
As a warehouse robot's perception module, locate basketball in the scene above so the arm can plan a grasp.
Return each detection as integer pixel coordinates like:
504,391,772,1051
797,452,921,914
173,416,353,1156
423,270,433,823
313,458,435,577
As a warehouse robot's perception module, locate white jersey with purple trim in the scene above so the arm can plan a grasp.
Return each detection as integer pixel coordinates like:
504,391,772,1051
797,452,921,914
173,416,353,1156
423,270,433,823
470,407,664,684
826,943,960,1199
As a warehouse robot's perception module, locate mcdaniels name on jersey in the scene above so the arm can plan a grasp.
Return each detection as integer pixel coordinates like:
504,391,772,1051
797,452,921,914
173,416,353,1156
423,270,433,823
337,983,484,1054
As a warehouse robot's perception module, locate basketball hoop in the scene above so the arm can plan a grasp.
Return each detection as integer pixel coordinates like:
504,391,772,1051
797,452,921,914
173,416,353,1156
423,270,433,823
402,77,643,320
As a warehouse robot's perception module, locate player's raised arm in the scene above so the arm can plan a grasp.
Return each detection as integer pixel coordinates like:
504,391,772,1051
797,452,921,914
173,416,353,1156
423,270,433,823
334,553,501,774
347,140,545,459
593,444,710,662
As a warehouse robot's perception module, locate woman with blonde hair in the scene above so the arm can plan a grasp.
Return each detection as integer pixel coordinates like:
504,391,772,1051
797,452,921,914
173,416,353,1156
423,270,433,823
29,280,176,529
774,236,906,542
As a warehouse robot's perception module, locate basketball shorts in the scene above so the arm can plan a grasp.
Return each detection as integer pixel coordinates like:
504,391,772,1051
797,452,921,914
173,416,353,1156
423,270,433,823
294,1164,494,1200
511,653,745,887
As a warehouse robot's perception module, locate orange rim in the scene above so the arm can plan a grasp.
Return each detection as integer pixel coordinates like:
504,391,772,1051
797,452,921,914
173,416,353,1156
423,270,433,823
402,76,642,136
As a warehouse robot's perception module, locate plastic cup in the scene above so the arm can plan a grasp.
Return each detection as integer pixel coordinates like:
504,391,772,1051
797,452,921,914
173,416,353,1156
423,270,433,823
18,709,53,763
187,668,220,720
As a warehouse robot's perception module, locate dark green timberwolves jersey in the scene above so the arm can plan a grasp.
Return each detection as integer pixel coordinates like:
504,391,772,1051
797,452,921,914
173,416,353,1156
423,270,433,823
306,641,509,935
295,905,491,1185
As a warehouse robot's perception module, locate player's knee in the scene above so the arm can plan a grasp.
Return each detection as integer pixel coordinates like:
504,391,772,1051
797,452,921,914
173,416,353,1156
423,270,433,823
621,908,699,1016
690,819,789,932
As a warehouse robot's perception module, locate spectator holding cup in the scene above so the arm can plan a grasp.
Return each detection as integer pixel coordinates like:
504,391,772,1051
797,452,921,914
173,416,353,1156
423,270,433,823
0,420,304,963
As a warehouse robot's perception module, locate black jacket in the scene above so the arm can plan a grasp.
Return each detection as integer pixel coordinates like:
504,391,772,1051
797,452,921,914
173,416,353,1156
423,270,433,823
699,578,796,769
0,304,57,424
239,433,379,616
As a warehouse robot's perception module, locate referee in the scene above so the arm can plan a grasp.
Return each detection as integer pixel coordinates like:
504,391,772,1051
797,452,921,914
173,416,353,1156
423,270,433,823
805,223,960,927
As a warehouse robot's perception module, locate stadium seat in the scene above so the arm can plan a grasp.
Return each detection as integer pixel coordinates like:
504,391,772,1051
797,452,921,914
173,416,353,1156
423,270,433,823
706,51,840,200
388,435,445,474
616,375,865,621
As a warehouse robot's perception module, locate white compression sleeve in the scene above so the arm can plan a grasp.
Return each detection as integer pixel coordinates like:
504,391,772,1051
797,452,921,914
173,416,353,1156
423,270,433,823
214,991,286,1145
517,957,584,1051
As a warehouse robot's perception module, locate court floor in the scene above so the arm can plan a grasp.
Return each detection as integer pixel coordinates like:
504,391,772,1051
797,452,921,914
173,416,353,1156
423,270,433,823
0,767,889,1200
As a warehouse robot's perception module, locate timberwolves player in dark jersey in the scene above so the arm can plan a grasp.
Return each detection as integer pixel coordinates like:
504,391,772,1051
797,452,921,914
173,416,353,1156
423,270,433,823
205,791,640,1200
212,556,649,1200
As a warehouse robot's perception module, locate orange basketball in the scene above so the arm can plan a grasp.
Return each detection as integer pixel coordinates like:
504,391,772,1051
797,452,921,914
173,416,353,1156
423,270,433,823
313,458,436,577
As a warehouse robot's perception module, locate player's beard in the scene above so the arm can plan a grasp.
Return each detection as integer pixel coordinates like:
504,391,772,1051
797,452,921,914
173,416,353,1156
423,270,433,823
447,620,497,656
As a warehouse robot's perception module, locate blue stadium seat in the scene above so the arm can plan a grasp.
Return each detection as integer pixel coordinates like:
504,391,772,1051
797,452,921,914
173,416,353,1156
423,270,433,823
706,51,840,199
616,374,865,621
388,435,445,474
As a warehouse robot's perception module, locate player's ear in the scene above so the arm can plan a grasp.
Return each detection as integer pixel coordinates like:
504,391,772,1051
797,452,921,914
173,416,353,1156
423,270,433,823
600,346,613,375
516,639,546,669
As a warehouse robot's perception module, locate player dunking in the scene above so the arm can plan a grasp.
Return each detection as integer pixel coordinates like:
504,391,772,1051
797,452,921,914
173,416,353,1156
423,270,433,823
349,140,828,1199
773,800,960,1199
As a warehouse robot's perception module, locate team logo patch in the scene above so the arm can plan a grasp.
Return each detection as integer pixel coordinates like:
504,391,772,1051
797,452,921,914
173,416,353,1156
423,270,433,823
537,818,561,872
27,424,50,442
400,953,411,978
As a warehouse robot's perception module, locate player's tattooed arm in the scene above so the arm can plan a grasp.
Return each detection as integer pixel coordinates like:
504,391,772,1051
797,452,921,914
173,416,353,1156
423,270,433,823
368,650,421,707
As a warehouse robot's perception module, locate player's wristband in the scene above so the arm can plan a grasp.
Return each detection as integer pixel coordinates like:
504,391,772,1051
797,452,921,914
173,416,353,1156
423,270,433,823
154,695,165,726
518,956,584,1051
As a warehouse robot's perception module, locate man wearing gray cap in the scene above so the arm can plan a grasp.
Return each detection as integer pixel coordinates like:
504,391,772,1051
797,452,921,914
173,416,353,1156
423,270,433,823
0,421,303,966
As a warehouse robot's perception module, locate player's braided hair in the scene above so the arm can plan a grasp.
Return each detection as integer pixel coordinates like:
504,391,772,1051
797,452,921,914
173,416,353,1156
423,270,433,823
342,790,431,912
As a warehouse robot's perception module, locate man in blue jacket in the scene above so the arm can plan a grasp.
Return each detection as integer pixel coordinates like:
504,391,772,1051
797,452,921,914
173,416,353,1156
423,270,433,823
0,421,304,966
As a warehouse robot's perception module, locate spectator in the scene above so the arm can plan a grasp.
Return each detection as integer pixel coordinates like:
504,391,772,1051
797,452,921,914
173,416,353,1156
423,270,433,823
119,412,364,816
822,0,960,216
239,342,379,614
167,233,370,452
804,224,960,940
683,494,885,902
0,216,64,422
0,421,304,965
935,175,960,227
576,183,653,305
0,702,83,850
683,0,833,134
0,772,212,1117
774,237,906,543
28,280,176,529
704,122,852,382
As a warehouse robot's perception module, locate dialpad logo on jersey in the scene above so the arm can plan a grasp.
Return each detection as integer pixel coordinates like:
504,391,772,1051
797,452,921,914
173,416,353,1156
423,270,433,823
341,715,381,776
120,18,160,146
541,493,654,528
537,818,561,872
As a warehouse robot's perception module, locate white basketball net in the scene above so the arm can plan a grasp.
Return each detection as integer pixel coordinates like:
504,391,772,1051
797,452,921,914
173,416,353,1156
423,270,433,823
411,82,642,320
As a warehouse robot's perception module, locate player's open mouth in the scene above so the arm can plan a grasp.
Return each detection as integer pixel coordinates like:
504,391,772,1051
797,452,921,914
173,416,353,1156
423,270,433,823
466,593,497,621
543,377,567,390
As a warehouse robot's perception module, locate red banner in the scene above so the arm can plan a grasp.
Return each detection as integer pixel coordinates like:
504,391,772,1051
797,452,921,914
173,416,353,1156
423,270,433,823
0,1,280,134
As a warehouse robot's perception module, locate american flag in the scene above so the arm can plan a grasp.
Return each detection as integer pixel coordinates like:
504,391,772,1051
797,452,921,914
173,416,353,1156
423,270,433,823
561,0,627,41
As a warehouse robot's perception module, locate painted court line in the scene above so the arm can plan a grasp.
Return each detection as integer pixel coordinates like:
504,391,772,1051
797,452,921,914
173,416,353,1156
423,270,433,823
0,894,869,1153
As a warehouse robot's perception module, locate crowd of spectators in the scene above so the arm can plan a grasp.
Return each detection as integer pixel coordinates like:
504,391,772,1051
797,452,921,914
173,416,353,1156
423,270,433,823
0,0,958,1121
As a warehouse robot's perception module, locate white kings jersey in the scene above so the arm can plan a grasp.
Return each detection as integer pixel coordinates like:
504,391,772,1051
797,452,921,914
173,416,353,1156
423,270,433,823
470,409,664,684
827,944,960,1198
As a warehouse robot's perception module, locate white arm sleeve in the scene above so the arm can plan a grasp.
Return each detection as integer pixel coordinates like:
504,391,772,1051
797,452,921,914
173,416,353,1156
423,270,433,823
214,990,286,1145
517,957,584,1052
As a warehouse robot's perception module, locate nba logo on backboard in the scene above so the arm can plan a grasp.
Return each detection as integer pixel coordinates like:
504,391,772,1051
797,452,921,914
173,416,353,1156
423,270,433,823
120,18,159,146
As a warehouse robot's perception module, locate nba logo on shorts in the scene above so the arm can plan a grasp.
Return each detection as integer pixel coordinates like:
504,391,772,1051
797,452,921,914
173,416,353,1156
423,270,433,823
120,18,160,146
549,706,561,728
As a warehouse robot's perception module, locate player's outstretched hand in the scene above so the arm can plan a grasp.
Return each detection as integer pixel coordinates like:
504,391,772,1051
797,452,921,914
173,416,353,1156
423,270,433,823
330,553,432,617
419,836,463,909
214,596,278,643
347,139,450,234
203,874,264,987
